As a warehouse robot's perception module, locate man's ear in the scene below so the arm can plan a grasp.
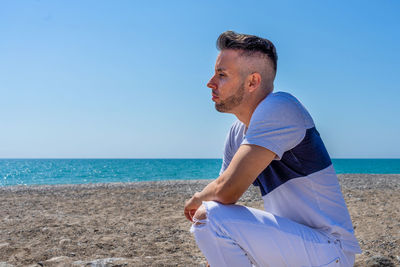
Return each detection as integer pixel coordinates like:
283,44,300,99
247,72,261,93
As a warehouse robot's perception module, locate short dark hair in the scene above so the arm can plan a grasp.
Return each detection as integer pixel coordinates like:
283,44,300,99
216,31,278,72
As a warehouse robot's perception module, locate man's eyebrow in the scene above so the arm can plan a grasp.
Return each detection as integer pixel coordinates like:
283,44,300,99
216,68,226,72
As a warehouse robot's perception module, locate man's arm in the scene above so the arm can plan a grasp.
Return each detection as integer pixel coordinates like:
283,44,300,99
184,144,275,221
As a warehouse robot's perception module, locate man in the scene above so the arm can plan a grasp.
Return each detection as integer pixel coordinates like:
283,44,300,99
184,31,361,266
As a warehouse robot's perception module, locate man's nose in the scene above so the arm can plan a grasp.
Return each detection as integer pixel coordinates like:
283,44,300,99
207,77,217,90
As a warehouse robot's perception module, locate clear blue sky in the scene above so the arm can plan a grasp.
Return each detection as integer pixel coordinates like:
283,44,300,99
1,1,399,158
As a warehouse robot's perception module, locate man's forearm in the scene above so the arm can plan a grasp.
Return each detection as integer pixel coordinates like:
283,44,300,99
193,176,238,205
187,144,276,216
192,180,218,203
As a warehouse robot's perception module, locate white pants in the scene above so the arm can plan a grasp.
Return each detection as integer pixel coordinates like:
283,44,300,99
190,201,355,267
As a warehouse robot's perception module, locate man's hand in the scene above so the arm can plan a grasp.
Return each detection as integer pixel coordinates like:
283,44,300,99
184,193,202,222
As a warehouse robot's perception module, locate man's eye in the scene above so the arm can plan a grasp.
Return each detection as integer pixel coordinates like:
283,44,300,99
219,73,225,77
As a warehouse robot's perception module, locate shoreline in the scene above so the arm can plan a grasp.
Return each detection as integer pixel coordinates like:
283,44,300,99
0,174,399,266
1,173,399,190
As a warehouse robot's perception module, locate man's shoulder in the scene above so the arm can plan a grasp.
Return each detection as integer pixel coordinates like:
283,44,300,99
252,91,314,129
259,91,302,109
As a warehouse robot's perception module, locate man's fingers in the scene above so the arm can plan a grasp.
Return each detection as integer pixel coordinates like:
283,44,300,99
184,210,191,221
184,209,197,222
184,209,194,222
189,209,196,219
184,196,201,222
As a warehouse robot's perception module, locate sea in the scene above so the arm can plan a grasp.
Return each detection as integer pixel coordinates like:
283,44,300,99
0,158,399,187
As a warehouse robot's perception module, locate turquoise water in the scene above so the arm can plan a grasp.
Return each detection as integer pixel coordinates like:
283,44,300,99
332,159,400,174
0,159,399,186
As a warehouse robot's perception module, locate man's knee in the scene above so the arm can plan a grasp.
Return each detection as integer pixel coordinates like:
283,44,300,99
193,204,207,225
192,201,230,225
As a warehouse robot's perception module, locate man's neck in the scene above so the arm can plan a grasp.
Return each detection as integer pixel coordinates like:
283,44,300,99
234,107,256,127
234,92,270,127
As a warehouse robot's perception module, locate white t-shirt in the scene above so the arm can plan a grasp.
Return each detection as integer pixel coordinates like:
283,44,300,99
220,91,361,253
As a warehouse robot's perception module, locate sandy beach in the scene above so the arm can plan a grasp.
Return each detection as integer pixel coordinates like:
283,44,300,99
0,174,399,266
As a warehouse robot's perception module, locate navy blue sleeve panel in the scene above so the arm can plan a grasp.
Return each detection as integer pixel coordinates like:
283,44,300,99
253,127,332,196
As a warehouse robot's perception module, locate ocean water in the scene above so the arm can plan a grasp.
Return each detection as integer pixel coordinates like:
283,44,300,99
0,158,399,187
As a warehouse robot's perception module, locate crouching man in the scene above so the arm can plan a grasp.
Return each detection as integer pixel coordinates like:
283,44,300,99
184,31,361,267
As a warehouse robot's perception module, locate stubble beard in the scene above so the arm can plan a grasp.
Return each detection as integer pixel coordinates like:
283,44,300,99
215,83,245,113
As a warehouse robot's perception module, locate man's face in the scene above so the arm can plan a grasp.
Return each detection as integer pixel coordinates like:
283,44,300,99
207,50,246,113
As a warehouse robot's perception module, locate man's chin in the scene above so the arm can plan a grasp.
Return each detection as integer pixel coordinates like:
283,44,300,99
215,103,229,113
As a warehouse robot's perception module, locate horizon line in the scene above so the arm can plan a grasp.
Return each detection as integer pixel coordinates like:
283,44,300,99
0,157,399,160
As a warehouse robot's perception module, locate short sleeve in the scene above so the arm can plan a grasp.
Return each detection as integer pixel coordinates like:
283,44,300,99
242,93,313,160
219,121,247,175
219,136,233,175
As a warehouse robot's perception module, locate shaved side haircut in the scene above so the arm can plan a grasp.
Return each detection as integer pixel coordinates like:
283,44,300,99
216,31,278,72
